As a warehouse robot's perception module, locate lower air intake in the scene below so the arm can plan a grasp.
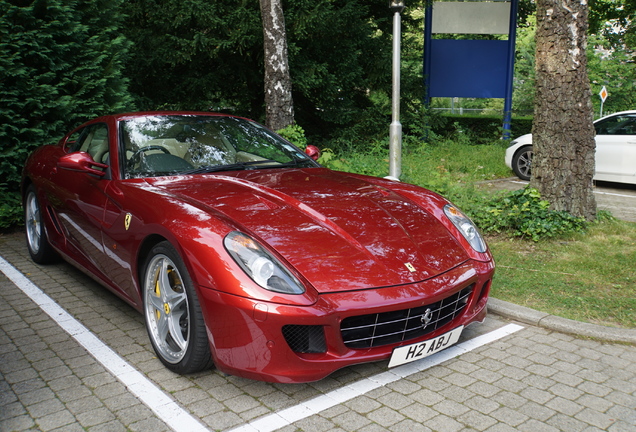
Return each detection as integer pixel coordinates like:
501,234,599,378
282,325,327,353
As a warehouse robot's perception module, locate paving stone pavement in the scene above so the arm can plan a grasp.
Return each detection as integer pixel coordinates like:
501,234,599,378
1,230,635,432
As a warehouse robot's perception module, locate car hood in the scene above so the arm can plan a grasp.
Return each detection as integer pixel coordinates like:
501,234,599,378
146,168,469,293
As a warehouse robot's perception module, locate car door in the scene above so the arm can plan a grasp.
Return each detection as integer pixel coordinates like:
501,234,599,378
594,113,636,183
52,123,112,276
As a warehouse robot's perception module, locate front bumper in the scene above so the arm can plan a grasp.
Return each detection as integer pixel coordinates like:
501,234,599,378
198,260,494,383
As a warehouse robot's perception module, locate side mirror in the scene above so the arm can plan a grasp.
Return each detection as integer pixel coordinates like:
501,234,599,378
305,145,321,161
58,152,108,177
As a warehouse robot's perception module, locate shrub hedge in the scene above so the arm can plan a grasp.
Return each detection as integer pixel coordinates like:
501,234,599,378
431,115,533,142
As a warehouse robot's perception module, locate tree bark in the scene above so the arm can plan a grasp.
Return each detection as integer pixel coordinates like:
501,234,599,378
531,0,596,220
259,0,294,131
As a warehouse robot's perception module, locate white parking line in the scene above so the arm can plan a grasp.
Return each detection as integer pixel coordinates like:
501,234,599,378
1,255,524,432
228,323,524,432
0,256,208,432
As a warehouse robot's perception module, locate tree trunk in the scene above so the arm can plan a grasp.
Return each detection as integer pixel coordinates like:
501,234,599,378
259,0,294,131
531,0,596,220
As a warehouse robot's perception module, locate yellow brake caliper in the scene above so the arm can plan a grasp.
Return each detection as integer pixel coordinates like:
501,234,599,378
165,268,175,315
155,273,162,321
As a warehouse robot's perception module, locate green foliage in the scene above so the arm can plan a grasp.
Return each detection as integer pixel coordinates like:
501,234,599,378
473,187,588,241
276,124,307,148
318,139,389,176
0,0,134,194
589,0,636,50
2,0,633,230
0,189,22,229
287,1,392,130
123,0,264,113
122,0,394,137
511,7,636,117
513,13,537,114
431,115,533,143
0,0,134,229
587,34,636,114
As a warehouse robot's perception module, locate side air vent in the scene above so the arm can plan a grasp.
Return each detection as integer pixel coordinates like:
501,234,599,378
282,325,327,353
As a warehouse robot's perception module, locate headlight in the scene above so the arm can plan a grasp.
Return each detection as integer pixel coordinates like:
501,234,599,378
443,204,488,253
224,232,305,294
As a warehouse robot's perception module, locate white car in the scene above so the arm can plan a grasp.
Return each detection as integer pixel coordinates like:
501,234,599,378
505,110,636,184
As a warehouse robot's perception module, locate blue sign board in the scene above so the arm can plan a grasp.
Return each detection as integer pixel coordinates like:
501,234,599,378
429,39,509,99
423,0,519,136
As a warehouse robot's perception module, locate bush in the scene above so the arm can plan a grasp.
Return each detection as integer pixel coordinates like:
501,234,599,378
472,187,588,241
0,190,23,229
431,115,533,142
277,124,308,148
0,0,134,221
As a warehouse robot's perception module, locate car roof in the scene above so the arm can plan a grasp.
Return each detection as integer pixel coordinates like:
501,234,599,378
102,111,245,122
596,110,636,122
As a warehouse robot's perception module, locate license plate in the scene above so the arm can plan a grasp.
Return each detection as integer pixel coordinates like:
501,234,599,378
388,326,464,368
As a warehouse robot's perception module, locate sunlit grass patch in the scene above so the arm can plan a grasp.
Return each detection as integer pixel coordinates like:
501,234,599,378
489,219,636,328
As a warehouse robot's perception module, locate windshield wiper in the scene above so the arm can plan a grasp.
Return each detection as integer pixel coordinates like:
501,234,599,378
181,163,251,175
181,159,303,175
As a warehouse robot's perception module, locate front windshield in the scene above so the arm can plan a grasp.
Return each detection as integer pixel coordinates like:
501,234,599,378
120,115,315,178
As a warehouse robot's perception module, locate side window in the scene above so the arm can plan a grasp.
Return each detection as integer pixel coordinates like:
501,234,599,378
595,115,636,136
78,124,110,164
66,128,89,153
621,116,636,135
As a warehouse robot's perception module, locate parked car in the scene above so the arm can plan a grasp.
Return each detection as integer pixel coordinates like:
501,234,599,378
22,112,494,383
505,110,636,184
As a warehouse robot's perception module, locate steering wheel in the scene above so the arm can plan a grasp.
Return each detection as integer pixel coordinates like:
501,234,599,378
129,145,171,169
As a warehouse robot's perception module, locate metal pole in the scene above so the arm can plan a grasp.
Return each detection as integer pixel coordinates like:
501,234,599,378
502,0,519,140
423,1,433,107
389,9,402,180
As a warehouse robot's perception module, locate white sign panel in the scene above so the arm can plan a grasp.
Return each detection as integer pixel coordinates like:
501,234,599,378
432,2,511,35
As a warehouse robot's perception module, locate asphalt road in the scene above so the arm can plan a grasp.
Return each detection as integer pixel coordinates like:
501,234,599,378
480,178,636,223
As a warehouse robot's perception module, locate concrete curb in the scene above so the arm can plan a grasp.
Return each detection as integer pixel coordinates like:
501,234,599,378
488,298,636,345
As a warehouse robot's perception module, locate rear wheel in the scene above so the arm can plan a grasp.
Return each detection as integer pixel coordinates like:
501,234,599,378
142,241,212,374
24,185,57,264
512,146,533,181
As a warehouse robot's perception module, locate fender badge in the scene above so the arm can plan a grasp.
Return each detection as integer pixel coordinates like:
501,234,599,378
405,262,416,272
124,213,132,231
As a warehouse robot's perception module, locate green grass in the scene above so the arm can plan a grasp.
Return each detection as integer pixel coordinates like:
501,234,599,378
488,220,636,328
321,138,636,328
323,139,511,186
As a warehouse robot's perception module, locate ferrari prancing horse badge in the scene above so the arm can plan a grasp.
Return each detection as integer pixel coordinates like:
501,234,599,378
124,213,132,231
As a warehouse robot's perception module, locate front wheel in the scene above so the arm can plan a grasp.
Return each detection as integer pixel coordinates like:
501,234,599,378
24,185,58,264
512,146,533,181
142,241,212,374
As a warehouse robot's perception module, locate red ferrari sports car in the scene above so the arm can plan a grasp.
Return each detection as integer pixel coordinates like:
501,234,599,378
22,112,494,383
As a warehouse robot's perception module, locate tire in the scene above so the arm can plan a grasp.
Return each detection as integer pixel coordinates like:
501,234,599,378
142,241,212,374
24,185,58,264
512,146,533,181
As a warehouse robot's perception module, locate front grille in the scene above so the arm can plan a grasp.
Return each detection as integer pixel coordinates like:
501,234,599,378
340,285,474,349
282,325,327,353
